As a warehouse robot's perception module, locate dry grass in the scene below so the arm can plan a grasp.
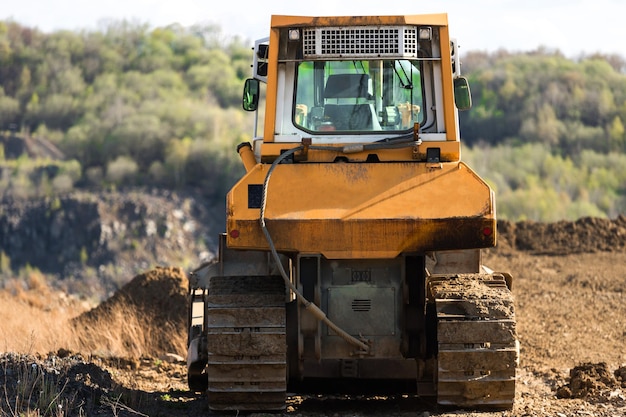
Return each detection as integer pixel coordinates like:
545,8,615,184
0,290,86,355
0,272,187,359
0,278,85,416
69,266,189,359
0,267,189,416
72,300,186,359
1,359,75,417
0,272,187,416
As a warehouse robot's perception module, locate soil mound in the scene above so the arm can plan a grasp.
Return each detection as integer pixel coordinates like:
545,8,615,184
556,363,625,404
73,266,188,358
497,215,626,255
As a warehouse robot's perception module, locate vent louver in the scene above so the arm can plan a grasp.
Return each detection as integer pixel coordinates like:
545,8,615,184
351,299,372,312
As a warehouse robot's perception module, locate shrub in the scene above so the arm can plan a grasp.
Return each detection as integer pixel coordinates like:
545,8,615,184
105,156,138,185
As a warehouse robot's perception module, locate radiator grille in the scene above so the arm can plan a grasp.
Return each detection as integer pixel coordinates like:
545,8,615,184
303,26,418,58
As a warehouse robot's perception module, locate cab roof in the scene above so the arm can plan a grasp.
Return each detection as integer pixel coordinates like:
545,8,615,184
270,14,449,29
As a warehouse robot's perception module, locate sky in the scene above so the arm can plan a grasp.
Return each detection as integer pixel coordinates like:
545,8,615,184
2,0,625,57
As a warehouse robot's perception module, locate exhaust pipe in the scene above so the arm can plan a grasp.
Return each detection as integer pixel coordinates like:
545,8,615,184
237,142,257,173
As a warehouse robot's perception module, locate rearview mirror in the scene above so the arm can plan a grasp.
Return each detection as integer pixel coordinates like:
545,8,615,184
454,77,472,111
242,78,260,112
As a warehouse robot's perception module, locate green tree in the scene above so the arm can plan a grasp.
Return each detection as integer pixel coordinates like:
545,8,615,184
461,50,626,156
608,116,625,151
0,88,19,128
165,137,192,187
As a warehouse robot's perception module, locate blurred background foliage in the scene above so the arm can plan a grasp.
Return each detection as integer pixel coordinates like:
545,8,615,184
460,48,626,220
0,20,624,221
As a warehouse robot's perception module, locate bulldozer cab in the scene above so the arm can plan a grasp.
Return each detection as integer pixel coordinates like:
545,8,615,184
244,15,471,153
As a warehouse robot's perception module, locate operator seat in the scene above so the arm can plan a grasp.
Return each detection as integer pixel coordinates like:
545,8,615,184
323,74,380,131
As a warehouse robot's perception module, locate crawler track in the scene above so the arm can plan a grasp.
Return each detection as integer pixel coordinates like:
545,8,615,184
206,275,287,411
430,274,518,409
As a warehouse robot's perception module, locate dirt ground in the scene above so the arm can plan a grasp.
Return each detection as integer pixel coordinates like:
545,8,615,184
1,217,626,416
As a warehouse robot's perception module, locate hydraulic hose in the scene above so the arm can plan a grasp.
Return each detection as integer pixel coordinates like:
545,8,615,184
259,146,370,354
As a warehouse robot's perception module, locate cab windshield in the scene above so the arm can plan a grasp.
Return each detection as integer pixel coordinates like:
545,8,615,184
294,60,423,133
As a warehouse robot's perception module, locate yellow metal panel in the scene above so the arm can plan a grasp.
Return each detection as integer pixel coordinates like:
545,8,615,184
231,163,490,220
438,26,458,141
262,26,280,143
270,14,449,29
226,162,495,258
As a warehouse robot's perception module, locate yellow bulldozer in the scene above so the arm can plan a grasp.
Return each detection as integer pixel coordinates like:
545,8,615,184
186,13,518,411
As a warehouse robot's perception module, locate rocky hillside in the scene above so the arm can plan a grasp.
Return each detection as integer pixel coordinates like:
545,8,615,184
0,190,222,298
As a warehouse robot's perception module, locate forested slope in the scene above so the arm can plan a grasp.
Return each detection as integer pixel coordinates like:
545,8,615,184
0,21,250,198
461,50,626,220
